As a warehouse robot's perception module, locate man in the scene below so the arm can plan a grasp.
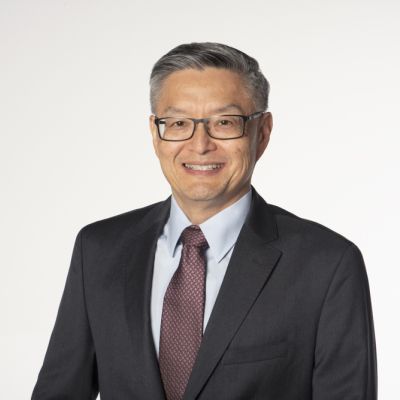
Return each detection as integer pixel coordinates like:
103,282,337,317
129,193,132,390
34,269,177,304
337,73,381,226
32,42,377,399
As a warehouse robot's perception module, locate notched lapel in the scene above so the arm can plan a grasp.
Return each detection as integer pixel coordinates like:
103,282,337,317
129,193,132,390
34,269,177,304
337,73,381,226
184,190,282,400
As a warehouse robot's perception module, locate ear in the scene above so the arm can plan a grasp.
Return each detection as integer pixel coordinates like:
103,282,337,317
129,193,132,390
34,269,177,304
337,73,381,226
255,112,273,161
149,115,160,158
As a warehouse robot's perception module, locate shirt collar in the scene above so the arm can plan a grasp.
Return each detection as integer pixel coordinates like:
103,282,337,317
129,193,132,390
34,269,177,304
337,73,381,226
166,190,252,263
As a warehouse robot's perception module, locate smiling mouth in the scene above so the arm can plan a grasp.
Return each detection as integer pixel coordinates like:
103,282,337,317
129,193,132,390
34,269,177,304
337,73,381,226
183,163,224,171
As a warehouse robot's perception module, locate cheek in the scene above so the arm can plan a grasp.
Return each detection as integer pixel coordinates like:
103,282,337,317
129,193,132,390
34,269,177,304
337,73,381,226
226,143,258,184
229,143,255,170
157,143,182,165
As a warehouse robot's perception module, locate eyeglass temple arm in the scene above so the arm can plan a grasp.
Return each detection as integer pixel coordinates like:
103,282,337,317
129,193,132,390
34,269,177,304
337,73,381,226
246,111,265,122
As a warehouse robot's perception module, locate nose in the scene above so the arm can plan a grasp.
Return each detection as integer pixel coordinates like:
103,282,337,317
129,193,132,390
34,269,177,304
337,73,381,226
188,121,217,154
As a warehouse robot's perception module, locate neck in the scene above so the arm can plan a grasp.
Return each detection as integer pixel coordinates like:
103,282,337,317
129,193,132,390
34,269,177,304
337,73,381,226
172,188,250,225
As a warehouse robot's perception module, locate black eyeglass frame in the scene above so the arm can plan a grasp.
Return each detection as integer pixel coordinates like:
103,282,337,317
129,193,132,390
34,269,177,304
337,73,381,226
154,111,265,142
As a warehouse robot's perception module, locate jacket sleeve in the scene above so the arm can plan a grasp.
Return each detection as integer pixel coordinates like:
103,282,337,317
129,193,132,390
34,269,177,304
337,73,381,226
32,228,99,400
312,243,377,399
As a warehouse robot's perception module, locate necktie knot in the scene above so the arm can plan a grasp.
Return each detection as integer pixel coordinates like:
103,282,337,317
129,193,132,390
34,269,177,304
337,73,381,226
180,225,208,249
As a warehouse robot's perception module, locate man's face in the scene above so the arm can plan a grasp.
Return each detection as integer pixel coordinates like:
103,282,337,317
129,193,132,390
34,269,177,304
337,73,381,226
150,67,272,213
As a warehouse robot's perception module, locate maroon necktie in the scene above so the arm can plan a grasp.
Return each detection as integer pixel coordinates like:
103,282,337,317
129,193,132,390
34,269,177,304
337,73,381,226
159,225,209,400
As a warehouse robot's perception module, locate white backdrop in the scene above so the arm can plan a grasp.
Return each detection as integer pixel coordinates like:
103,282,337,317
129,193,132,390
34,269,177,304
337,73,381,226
1,0,399,398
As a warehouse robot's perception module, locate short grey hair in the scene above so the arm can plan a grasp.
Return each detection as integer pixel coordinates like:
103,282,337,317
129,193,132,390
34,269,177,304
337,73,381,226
149,42,270,114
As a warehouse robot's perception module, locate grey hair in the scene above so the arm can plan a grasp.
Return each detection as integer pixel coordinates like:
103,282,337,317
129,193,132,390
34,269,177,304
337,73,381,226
149,42,270,114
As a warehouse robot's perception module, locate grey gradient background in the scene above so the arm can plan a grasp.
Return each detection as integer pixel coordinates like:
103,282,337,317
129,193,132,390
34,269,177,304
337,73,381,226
1,0,399,398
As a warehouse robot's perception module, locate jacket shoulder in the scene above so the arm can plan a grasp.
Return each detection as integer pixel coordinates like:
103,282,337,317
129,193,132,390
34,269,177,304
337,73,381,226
78,199,169,241
268,203,355,249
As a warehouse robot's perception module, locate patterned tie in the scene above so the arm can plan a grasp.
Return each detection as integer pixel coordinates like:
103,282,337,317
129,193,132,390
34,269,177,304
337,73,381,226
159,225,209,400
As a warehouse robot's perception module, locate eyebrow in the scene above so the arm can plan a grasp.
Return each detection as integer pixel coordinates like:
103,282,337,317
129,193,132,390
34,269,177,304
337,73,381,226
162,106,187,115
212,104,245,114
161,103,245,116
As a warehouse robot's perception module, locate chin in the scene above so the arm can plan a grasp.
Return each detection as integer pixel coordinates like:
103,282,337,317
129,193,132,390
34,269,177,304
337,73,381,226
180,185,226,203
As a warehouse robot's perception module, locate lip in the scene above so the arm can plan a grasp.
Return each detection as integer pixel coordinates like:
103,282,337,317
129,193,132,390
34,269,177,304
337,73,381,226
182,162,225,175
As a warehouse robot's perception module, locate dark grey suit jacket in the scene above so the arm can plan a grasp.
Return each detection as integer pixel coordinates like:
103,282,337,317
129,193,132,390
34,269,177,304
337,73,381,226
32,188,377,399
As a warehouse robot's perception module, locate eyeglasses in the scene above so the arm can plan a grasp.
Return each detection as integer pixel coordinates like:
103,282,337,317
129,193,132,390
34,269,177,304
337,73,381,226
154,111,264,141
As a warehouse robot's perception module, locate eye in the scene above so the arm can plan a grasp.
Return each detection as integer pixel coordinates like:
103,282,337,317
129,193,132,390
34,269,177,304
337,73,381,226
217,118,234,127
214,116,241,129
166,119,188,129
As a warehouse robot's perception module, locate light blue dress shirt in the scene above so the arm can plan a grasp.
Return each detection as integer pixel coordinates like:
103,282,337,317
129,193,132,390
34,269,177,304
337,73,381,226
150,190,252,357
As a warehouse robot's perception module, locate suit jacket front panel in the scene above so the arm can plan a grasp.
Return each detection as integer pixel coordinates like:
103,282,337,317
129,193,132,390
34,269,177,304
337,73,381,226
80,201,169,400
192,201,376,399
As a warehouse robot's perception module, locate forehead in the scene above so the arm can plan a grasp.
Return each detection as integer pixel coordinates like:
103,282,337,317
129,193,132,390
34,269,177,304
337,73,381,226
156,67,254,115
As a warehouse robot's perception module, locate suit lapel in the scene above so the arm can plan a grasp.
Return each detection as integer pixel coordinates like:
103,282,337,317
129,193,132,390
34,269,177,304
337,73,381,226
183,189,282,400
124,199,170,400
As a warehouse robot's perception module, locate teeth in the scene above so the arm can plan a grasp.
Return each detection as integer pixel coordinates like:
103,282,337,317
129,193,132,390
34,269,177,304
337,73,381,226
184,163,222,171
